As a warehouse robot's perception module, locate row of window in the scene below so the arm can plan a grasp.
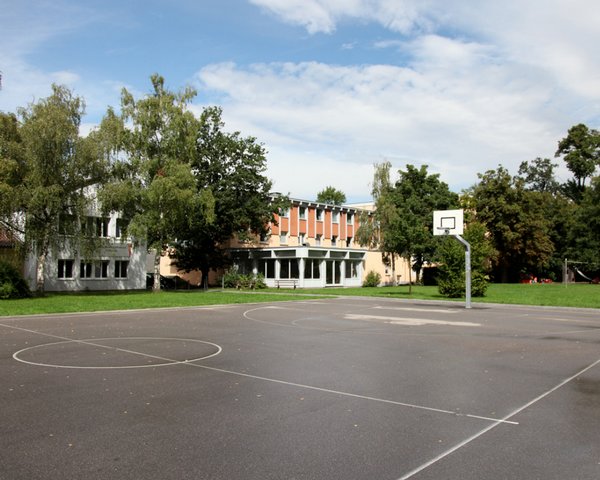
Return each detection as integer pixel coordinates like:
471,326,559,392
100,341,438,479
59,215,128,239
256,259,360,280
278,232,353,247
57,259,129,279
280,207,354,225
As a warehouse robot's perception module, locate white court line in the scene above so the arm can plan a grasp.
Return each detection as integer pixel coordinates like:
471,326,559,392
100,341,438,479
2,323,221,369
1,321,515,426
345,314,480,327
374,306,459,314
396,357,600,480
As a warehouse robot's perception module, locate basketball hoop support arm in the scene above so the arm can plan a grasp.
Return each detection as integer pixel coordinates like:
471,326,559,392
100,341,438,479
454,234,471,309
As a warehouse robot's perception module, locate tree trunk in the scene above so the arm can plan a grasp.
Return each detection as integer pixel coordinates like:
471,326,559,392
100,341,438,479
36,248,48,294
153,250,161,292
391,255,396,286
407,256,413,294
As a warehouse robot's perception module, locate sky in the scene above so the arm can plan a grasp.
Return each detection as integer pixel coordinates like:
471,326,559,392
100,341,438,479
1,0,599,203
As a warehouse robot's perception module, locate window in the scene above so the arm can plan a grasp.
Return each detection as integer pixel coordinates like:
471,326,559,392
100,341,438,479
304,259,321,279
57,259,74,279
346,261,360,279
81,260,109,279
315,234,322,246
280,232,288,244
95,261,109,278
258,259,275,278
332,211,340,223
84,216,110,237
299,233,306,245
279,259,299,279
80,261,93,279
346,237,353,248
316,209,324,221
116,219,128,239
115,260,129,278
280,208,290,218
347,213,354,225
299,207,307,219
331,235,337,247
96,217,109,237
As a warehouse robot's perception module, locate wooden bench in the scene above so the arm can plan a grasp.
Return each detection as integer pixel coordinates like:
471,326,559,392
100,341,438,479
275,279,298,289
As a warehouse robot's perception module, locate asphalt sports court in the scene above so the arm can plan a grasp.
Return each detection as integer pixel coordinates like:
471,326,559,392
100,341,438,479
1,297,599,479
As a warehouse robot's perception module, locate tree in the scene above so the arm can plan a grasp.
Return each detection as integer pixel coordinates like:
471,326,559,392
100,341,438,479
555,124,600,197
316,186,346,205
98,74,209,291
171,107,283,288
356,162,399,284
436,221,495,298
566,176,600,266
472,166,555,282
358,163,457,292
518,157,560,193
0,86,107,293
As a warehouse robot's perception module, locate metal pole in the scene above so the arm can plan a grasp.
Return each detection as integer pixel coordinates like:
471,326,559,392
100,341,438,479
454,235,471,309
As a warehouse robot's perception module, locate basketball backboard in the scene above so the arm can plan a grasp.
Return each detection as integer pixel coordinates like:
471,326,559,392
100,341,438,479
433,209,464,235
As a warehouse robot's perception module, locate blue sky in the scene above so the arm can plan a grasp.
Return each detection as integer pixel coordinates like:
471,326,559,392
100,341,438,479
2,0,599,202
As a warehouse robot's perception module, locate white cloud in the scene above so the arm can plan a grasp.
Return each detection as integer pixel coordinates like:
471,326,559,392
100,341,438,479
249,0,431,35
194,48,566,199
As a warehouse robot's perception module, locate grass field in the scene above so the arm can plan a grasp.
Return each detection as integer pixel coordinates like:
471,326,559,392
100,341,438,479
0,283,598,317
300,283,600,308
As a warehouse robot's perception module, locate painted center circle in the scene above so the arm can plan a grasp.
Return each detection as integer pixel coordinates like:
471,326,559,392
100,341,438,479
13,337,222,369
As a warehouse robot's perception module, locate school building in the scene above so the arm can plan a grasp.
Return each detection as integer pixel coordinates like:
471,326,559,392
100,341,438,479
161,197,410,288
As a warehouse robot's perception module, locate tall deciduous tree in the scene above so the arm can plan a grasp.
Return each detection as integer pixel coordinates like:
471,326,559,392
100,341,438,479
98,74,211,291
555,124,600,197
0,86,107,293
357,163,457,292
316,186,346,205
172,107,282,288
472,166,555,282
518,157,560,193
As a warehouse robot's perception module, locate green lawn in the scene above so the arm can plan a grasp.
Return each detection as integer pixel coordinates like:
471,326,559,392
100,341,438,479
294,283,600,309
0,290,322,317
1,283,598,317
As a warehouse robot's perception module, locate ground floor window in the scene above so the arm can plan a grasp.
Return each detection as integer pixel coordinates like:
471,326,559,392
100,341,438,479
346,260,360,279
279,259,299,279
57,259,74,279
258,259,275,278
304,259,321,279
80,260,109,279
326,260,342,284
115,260,129,278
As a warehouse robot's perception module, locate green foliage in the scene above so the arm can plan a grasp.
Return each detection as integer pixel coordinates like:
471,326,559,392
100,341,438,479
362,270,381,287
316,186,346,205
222,270,266,290
436,222,493,298
171,106,281,287
471,166,555,282
97,75,209,291
360,162,458,291
0,261,31,299
0,86,109,292
566,176,600,265
555,123,600,193
518,157,560,194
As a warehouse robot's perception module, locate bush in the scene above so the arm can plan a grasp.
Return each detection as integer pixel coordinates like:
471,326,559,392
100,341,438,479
0,261,31,299
438,271,488,298
362,270,381,287
222,270,267,290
